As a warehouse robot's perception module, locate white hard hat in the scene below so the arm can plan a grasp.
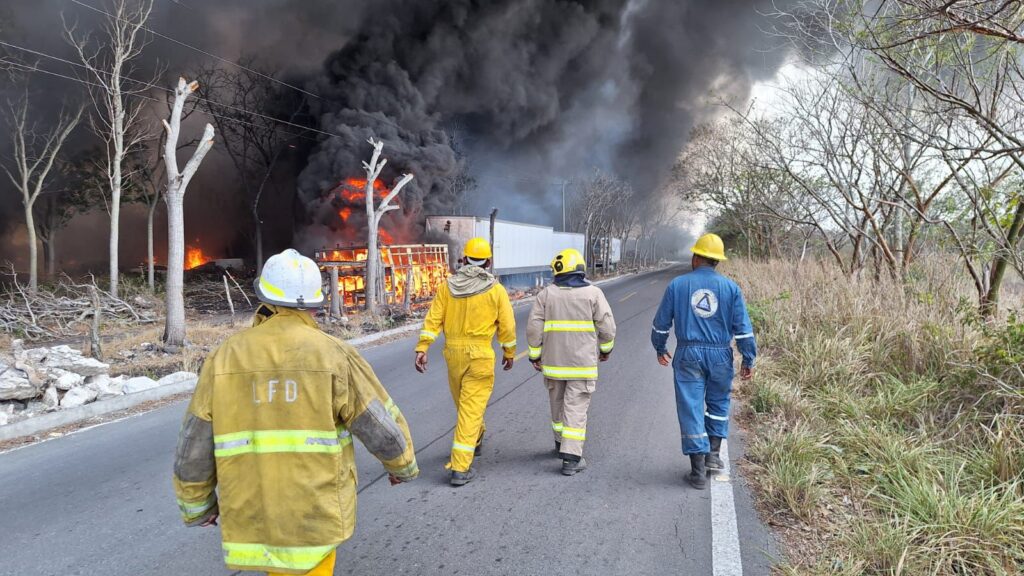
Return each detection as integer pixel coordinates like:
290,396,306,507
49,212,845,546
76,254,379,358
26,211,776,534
255,249,325,309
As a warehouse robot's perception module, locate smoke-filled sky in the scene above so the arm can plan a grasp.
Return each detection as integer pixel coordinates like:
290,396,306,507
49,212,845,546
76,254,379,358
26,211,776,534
0,0,791,269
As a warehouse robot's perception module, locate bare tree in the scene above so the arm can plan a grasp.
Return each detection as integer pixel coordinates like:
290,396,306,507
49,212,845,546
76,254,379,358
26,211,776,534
194,58,304,273
770,0,1024,312
361,137,413,312
0,96,82,292
64,0,155,298
162,77,215,346
128,145,164,291
35,181,94,278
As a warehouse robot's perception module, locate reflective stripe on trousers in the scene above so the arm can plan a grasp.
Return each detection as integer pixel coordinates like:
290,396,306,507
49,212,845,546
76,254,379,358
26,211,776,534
547,379,594,458
671,346,734,454
443,345,494,472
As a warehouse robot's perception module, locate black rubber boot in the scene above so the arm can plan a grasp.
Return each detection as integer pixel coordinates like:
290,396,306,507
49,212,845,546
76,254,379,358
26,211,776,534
561,457,587,476
450,468,477,487
706,436,724,471
687,455,708,489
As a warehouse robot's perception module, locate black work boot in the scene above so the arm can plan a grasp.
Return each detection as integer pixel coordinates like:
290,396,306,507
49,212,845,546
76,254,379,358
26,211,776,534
687,455,708,489
450,468,477,487
561,457,587,476
706,436,725,471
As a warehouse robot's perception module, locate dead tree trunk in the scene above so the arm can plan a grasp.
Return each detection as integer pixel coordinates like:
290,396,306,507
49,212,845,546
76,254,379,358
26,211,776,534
361,137,413,312
162,78,214,347
329,267,342,319
147,198,158,291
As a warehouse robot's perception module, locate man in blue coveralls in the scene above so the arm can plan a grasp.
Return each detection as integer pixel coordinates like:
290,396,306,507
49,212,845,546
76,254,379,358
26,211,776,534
651,233,757,489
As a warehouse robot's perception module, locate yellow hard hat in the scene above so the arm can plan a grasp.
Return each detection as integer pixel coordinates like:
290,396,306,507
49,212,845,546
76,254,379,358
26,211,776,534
551,248,586,276
691,233,727,261
463,237,492,260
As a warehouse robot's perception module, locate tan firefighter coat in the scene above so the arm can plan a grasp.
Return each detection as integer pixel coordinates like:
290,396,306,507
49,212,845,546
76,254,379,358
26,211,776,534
526,283,616,380
172,305,418,574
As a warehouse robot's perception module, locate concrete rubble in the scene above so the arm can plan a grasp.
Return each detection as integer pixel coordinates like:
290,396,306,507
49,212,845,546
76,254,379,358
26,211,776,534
0,340,196,427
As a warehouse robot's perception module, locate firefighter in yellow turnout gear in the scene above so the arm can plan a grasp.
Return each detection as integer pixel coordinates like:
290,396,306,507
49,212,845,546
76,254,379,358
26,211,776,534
527,248,616,475
415,237,517,486
173,249,418,575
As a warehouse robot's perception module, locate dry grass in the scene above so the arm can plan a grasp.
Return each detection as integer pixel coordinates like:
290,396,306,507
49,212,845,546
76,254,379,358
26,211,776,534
102,317,241,377
729,258,1024,575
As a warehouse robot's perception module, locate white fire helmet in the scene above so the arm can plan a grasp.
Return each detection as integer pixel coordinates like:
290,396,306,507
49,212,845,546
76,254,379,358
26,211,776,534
255,249,325,309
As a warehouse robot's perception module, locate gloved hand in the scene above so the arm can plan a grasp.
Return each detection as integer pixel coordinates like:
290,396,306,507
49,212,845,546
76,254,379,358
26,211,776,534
740,366,754,381
657,352,672,366
414,351,428,373
599,352,610,362
200,514,219,527
530,359,542,372
502,356,514,371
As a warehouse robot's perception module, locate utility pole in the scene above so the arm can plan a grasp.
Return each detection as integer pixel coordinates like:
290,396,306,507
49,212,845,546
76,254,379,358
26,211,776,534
488,208,498,273
561,180,567,232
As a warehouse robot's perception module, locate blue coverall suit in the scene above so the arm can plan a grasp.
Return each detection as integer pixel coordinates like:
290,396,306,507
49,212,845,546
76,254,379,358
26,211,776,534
651,265,757,455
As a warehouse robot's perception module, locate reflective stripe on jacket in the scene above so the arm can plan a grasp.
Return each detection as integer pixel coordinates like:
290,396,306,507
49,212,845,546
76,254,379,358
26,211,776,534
415,282,517,358
526,284,616,380
173,306,418,574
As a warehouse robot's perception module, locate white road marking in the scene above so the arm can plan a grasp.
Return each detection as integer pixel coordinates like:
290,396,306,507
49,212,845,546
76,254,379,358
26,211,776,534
711,438,743,576
619,290,637,302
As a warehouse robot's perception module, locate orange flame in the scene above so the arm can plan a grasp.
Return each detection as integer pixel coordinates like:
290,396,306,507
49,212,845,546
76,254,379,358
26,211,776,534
185,247,210,270
338,178,389,203
316,245,449,309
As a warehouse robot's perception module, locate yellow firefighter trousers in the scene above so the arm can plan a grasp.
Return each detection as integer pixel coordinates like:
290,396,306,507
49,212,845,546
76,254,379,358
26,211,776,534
268,549,336,576
547,379,595,457
443,343,496,472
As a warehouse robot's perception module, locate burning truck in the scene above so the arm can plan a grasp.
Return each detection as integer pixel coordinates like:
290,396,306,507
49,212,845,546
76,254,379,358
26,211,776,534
314,244,449,310
311,177,450,310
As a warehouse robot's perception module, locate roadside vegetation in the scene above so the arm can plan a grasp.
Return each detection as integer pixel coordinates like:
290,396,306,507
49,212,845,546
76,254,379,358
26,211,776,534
731,258,1023,575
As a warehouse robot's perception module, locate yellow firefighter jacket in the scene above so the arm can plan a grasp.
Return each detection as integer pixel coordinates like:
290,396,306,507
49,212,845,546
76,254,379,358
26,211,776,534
173,305,418,575
415,268,517,358
526,283,616,380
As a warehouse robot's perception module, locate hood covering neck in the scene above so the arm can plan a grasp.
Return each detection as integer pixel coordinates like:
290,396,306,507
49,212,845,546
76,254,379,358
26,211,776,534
553,272,590,288
448,265,495,297
251,304,318,328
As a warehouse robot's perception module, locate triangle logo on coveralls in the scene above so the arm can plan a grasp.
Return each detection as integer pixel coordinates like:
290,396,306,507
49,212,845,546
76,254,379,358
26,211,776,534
696,294,713,313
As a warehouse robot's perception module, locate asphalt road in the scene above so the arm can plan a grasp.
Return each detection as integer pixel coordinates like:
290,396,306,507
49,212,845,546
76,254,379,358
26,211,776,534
0,266,778,576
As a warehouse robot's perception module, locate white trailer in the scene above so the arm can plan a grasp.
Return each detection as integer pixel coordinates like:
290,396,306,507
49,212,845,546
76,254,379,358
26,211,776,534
592,237,622,268
425,215,587,285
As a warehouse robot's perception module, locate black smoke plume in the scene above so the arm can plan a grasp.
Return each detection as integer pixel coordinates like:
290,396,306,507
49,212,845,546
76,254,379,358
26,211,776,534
296,0,793,239
0,0,792,267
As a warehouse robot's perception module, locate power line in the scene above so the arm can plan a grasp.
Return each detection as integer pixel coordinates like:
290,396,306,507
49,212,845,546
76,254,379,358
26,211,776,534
67,0,411,134
5,60,324,145
0,39,345,140
68,0,323,101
